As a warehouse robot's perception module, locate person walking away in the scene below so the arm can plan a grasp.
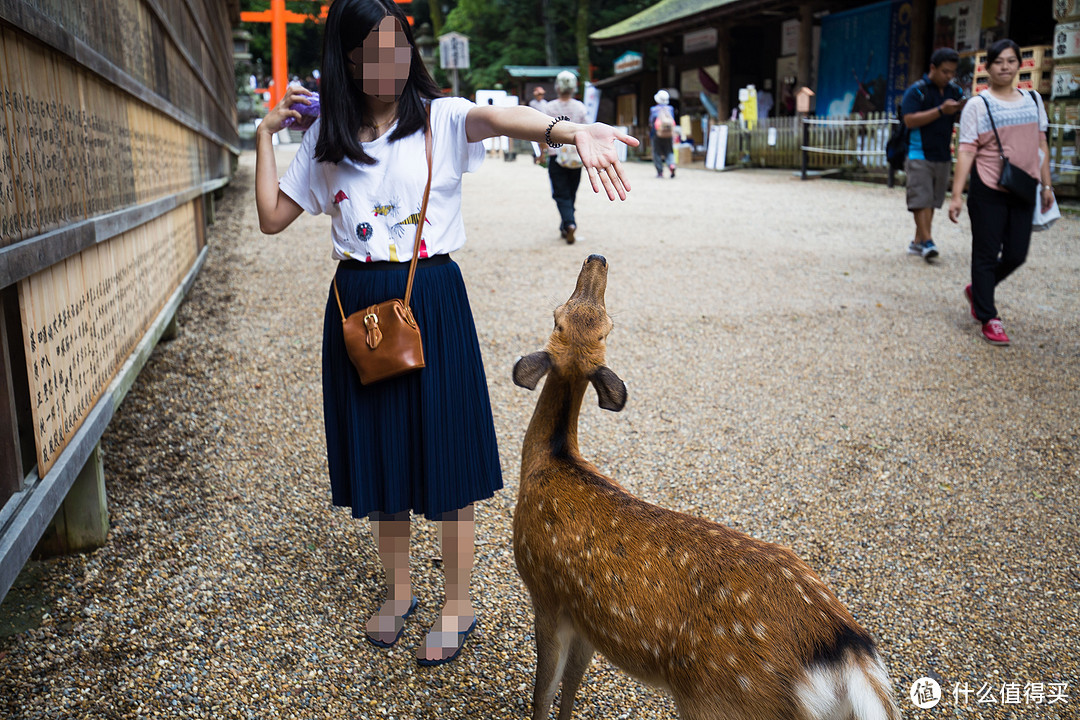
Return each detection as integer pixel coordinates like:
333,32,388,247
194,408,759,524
650,90,677,178
528,85,547,112
543,71,589,244
900,47,964,261
254,0,637,666
948,38,1053,346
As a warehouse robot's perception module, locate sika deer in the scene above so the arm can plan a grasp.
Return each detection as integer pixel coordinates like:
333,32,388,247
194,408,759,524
512,255,900,720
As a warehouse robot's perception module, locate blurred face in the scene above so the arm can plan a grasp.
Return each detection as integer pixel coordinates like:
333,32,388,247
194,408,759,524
534,87,545,100
929,60,957,89
989,48,1020,84
348,15,411,102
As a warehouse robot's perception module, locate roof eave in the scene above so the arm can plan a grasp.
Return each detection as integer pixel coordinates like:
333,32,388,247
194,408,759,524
591,0,802,47
592,17,703,46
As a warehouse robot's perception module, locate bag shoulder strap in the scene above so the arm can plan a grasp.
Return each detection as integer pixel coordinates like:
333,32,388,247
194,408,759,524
333,275,347,321
980,94,1006,158
896,78,928,133
915,78,929,106
332,106,433,321
981,91,1040,159
404,107,434,309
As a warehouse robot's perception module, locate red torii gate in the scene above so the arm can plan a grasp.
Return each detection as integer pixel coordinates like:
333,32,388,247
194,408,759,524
240,0,414,109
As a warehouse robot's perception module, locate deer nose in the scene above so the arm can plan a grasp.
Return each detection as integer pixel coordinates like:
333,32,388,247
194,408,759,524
586,254,607,267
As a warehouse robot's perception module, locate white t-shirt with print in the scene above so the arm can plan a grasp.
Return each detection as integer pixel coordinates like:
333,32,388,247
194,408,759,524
279,97,485,262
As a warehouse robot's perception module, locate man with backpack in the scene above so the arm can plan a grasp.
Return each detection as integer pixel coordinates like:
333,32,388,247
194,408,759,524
899,47,965,261
650,89,678,178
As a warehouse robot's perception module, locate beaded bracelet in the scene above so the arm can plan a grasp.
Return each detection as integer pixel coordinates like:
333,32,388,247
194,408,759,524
545,115,570,148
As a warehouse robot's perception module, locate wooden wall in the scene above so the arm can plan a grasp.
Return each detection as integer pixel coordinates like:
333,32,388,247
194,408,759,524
0,0,237,500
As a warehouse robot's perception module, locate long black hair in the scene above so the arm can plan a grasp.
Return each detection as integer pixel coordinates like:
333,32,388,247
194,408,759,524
985,38,1021,68
315,0,442,165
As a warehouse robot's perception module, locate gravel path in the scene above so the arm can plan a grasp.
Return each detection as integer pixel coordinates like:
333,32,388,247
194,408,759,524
2,147,1078,720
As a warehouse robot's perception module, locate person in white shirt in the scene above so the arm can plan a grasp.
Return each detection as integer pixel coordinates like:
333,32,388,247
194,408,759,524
543,71,589,243
528,85,548,112
254,0,637,667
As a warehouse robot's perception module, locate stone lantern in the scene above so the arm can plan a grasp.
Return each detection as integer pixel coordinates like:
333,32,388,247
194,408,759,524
415,23,436,72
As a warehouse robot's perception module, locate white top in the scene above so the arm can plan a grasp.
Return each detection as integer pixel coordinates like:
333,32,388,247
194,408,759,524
543,97,588,156
279,97,485,262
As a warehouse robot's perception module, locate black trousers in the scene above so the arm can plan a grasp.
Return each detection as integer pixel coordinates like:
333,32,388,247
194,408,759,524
966,166,1033,323
548,160,581,230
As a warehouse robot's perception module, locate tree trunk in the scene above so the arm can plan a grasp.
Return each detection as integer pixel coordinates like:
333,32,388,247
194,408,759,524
429,0,444,36
543,0,558,66
576,0,589,84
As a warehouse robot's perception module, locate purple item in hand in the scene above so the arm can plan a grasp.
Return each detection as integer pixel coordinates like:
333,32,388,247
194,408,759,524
282,92,320,130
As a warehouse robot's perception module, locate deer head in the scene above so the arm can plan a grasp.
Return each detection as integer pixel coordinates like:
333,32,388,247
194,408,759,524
513,254,626,412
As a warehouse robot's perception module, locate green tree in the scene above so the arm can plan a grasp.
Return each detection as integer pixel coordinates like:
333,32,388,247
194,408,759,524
428,0,447,36
442,0,651,96
240,0,325,85
238,0,650,98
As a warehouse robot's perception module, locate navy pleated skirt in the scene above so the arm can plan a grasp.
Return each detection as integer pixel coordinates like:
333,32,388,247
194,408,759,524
322,255,503,521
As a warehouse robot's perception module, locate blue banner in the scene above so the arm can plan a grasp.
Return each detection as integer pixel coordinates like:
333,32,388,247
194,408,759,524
888,2,913,115
816,0,912,117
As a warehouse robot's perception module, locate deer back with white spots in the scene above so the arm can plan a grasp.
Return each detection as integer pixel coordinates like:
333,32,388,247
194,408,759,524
512,255,901,720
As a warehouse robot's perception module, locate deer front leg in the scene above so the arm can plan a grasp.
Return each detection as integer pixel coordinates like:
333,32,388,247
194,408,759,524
531,601,574,720
555,634,594,720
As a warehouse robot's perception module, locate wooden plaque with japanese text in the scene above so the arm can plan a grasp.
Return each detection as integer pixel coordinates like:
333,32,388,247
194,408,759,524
17,203,201,474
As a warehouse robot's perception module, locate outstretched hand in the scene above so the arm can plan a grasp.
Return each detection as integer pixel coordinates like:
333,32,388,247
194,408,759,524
572,124,640,201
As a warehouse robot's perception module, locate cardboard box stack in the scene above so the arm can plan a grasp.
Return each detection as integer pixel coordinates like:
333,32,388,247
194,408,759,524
972,45,1054,95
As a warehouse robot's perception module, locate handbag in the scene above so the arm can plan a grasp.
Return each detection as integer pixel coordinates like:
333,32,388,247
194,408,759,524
981,93,1038,205
332,112,433,385
1033,184,1061,231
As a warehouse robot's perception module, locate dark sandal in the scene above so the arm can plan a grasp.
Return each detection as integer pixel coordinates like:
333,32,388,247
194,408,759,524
416,616,478,666
364,596,419,648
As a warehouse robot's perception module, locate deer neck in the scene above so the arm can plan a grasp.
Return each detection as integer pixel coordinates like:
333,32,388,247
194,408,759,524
521,372,589,473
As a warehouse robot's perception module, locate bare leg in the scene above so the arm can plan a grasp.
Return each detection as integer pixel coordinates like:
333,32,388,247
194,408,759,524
365,511,413,643
417,504,477,662
913,208,933,242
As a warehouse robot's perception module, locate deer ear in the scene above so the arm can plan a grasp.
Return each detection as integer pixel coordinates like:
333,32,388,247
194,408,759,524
513,352,551,390
591,366,626,411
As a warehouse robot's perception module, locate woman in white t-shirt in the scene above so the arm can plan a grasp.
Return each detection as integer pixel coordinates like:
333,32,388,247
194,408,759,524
254,0,636,666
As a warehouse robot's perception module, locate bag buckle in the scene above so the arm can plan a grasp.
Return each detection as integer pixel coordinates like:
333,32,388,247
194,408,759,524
364,312,382,349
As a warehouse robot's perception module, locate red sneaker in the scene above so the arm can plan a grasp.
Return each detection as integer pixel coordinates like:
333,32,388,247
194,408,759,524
981,318,1010,346
963,284,976,321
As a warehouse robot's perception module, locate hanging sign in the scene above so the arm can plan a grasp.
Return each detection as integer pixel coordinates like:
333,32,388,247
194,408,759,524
614,51,643,75
782,19,800,56
439,32,470,69
683,28,718,54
